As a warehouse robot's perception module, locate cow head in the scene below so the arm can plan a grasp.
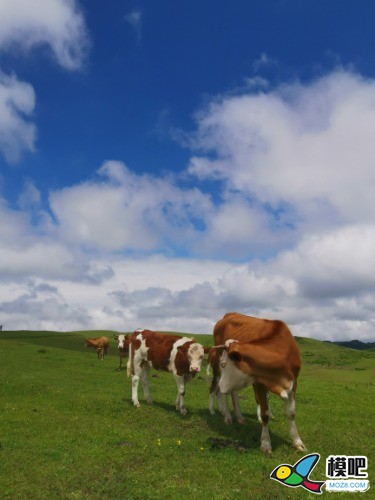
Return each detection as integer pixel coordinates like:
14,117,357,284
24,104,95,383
177,342,205,373
115,334,129,351
217,340,254,394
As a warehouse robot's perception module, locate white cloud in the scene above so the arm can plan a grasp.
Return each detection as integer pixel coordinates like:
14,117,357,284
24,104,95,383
0,71,36,162
125,9,143,42
0,0,89,70
1,69,375,342
188,70,375,227
0,0,89,162
49,161,212,252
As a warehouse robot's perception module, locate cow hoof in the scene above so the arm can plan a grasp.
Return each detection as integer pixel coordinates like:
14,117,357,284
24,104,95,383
237,417,246,425
134,403,141,408
294,440,307,452
180,408,188,416
224,417,233,425
261,447,273,458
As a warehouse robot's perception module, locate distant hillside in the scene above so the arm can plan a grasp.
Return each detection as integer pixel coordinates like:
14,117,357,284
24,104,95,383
325,339,375,350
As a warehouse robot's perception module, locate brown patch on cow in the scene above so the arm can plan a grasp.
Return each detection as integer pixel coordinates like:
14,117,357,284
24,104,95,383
174,343,193,376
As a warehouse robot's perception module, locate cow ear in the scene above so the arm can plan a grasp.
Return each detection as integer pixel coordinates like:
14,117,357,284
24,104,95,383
229,350,242,363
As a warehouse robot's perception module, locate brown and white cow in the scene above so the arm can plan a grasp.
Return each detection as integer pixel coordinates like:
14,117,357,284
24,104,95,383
114,333,130,370
85,336,109,360
127,329,205,415
212,312,306,455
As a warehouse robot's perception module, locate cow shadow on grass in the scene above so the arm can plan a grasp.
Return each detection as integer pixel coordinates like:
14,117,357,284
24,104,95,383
198,409,290,453
140,397,289,453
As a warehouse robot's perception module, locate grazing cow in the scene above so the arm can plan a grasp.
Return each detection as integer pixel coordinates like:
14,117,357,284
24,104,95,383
114,333,130,370
85,336,109,360
127,329,205,415
212,312,306,455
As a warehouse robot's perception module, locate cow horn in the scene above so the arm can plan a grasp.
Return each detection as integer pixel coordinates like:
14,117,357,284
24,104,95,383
211,344,227,350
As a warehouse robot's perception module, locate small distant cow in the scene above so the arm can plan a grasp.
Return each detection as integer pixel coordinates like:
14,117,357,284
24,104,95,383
211,312,305,455
114,333,130,370
127,329,205,415
85,336,109,360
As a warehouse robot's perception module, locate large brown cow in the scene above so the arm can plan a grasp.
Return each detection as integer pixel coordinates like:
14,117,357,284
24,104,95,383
114,333,130,370
212,312,306,455
127,329,205,415
85,336,109,360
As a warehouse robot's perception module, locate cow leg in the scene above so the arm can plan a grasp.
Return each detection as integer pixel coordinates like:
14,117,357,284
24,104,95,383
281,388,306,452
208,374,218,415
208,369,223,416
254,385,273,423
219,393,233,424
254,383,272,456
174,374,187,415
118,350,123,371
231,391,245,424
131,362,143,407
140,363,152,405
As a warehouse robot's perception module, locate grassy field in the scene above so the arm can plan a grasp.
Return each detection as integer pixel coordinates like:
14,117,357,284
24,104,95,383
0,330,374,499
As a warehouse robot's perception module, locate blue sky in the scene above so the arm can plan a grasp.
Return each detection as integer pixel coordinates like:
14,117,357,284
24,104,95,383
1,0,375,340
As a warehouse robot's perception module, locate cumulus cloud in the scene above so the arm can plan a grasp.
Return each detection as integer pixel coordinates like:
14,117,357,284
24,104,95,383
1,69,375,342
0,71,36,162
188,70,375,226
49,161,212,252
0,280,91,331
0,0,89,162
0,0,89,70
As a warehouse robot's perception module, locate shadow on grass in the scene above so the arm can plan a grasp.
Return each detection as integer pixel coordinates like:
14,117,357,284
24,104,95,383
146,397,290,453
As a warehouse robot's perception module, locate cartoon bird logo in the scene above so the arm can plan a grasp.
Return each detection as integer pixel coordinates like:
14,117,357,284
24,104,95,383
270,453,325,494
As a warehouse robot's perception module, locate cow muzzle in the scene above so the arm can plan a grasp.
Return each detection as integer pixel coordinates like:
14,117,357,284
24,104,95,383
190,366,200,373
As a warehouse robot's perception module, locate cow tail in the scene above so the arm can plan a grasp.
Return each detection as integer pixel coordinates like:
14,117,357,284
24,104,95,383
126,341,133,378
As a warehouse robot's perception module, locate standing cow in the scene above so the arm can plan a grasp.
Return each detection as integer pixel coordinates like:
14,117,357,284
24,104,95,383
212,312,306,456
127,329,205,415
85,336,109,360
114,333,130,370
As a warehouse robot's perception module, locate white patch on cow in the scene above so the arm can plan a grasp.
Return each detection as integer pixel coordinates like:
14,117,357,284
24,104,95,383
187,342,204,372
279,389,288,400
218,350,254,394
168,337,191,374
117,334,126,348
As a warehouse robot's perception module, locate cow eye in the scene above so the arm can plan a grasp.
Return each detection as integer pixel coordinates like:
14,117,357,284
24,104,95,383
229,351,242,363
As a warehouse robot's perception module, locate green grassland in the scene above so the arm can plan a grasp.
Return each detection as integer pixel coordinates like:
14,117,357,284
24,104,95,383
0,330,374,499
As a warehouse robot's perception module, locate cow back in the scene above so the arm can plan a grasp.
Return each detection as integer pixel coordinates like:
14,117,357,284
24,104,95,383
214,312,301,379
